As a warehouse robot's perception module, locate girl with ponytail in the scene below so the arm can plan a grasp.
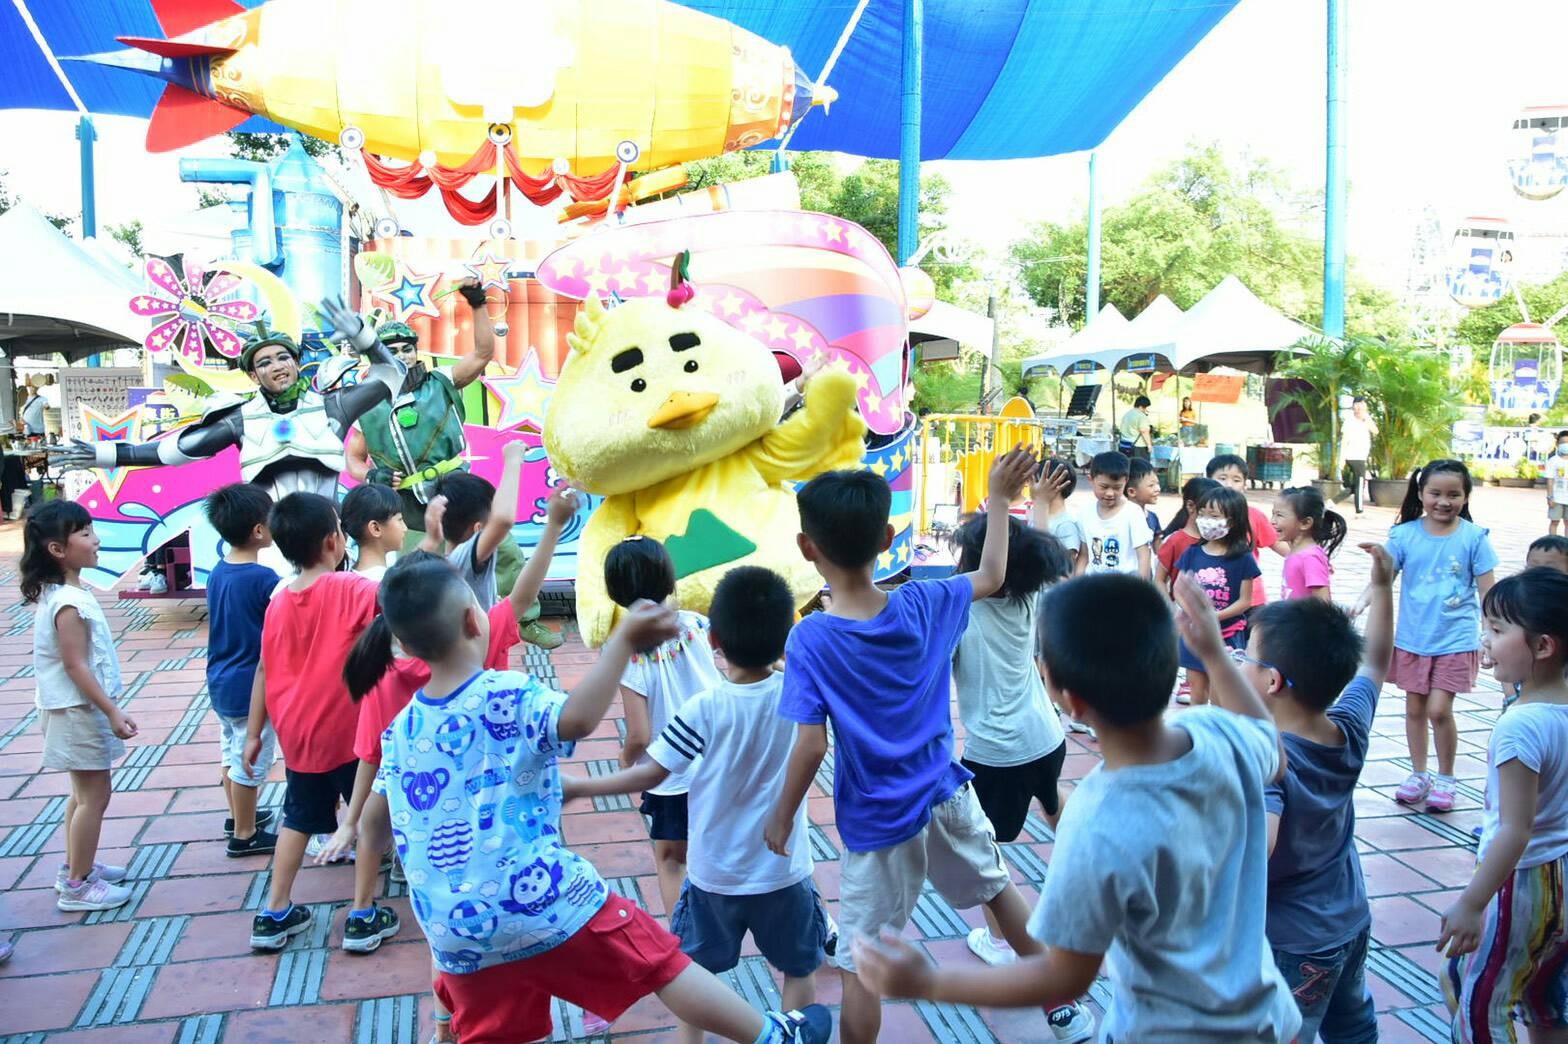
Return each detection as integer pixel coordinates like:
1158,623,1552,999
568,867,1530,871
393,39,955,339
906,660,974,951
1272,486,1348,601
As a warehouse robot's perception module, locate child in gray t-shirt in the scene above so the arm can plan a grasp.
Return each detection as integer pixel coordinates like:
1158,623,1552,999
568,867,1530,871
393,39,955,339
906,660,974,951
853,573,1300,1044
422,441,525,608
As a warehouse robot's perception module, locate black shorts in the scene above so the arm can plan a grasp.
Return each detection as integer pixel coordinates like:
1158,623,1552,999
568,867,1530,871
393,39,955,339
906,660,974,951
640,791,689,842
961,742,1067,843
281,760,359,835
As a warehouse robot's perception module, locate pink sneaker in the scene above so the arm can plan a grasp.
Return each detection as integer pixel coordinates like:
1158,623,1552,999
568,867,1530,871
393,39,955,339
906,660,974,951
1394,771,1432,806
1426,775,1457,813
581,1012,612,1036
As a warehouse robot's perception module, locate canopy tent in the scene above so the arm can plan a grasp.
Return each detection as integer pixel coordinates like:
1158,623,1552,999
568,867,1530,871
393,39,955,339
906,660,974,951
1020,303,1127,377
0,203,145,361
1163,276,1313,374
1097,293,1184,362
2,1,1239,162
909,300,994,363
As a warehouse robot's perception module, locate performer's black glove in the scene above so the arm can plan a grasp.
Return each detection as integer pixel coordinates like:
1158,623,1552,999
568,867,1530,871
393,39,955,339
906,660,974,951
366,466,397,486
458,284,489,310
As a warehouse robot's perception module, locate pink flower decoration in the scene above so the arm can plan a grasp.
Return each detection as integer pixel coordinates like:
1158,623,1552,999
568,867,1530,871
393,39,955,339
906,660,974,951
128,257,260,362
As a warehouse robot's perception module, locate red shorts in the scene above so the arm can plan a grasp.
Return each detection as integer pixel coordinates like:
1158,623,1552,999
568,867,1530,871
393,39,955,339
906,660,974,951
433,895,690,1044
1389,648,1480,695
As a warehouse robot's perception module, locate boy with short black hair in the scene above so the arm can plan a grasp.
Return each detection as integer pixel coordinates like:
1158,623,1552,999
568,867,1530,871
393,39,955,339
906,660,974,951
431,440,525,608
1244,544,1394,1040
766,451,1096,1044
1527,534,1568,573
567,566,831,1036
1126,455,1163,554
243,492,392,951
202,482,281,858
854,571,1300,1042
1077,451,1151,578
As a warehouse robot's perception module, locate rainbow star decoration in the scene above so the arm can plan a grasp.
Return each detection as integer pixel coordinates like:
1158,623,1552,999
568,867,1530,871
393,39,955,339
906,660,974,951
371,264,442,322
78,403,143,501
482,350,556,432
464,253,512,292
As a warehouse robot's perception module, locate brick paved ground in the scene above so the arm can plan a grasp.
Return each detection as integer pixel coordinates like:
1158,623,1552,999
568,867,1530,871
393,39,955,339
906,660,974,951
0,484,1550,1043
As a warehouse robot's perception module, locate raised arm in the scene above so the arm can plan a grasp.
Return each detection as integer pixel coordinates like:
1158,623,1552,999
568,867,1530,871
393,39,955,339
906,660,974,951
1358,543,1395,687
318,297,403,436
507,487,578,619
476,440,527,566
51,407,243,471
751,368,866,483
448,281,496,389
970,449,1037,601
558,601,678,741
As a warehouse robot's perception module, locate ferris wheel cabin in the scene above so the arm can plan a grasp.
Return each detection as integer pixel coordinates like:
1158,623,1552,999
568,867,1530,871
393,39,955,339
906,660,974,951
1445,217,1515,308
1508,105,1568,201
1490,321,1563,414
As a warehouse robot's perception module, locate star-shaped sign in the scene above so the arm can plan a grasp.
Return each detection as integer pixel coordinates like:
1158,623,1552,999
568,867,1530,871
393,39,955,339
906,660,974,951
372,266,442,322
482,350,556,432
464,253,512,292
79,403,143,502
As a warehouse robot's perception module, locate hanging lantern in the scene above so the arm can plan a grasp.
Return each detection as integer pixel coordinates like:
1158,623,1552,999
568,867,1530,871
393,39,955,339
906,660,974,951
1490,322,1563,414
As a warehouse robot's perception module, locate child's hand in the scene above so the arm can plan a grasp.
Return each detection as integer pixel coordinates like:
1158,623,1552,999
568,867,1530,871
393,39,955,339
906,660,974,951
501,439,528,467
616,598,678,654
763,808,796,857
1031,460,1070,503
617,742,645,770
315,821,357,865
1438,897,1484,957
109,710,138,740
546,486,581,527
1360,542,1394,587
243,733,263,777
1172,573,1225,661
423,494,448,540
987,449,1037,504
853,928,938,1000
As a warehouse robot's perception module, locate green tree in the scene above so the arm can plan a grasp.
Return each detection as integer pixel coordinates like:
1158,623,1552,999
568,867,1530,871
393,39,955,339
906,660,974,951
226,131,341,164
1453,270,1568,352
109,219,144,258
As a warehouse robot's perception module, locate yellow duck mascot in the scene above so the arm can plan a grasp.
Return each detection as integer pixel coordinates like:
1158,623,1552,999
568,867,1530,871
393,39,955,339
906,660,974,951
544,260,866,646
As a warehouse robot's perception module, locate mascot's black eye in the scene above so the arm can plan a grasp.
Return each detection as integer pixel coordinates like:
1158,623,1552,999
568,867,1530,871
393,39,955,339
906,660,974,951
684,360,699,373
670,332,700,351
631,378,647,392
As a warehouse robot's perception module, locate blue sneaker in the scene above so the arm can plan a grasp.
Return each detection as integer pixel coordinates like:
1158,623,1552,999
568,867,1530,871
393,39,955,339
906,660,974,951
769,1005,833,1044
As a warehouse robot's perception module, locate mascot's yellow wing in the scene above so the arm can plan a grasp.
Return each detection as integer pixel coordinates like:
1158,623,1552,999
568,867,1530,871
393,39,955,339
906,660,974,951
749,369,866,484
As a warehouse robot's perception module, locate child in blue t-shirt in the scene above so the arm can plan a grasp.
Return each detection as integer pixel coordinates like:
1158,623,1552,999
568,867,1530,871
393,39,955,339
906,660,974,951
202,483,281,858
765,451,1078,1044
355,554,832,1044
1371,461,1498,814
1174,486,1260,707
1244,543,1394,1040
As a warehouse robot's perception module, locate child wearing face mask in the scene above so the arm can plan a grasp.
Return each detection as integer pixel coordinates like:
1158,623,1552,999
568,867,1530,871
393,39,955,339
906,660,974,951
1546,430,1568,538
1172,487,1260,706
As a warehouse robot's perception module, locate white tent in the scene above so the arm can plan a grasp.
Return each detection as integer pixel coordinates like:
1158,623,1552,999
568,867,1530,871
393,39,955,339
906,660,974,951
0,203,146,361
1097,293,1184,363
1020,303,1128,377
910,300,995,362
1164,276,1313,373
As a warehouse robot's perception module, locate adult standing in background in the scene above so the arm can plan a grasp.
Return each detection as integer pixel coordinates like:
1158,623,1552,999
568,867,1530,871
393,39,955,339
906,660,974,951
1118,394,1154,459
1341,396,1377,516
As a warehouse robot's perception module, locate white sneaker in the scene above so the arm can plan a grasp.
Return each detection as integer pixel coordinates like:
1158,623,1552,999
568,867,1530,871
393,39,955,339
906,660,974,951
966,926,1017,967
1047,1001,1096,1043
1065,717,1094,734
135,573,156,591
147,573,168,594
305,834,355,863
55,861,128,893
57,877,133,912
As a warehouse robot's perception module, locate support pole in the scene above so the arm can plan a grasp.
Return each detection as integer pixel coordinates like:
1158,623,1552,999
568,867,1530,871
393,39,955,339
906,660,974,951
76,115,97,238
896,0,923,264
1086,151,1101,322
1322,0,1347,339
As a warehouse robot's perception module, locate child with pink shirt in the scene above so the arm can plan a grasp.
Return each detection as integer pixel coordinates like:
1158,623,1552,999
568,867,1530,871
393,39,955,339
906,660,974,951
1273,486,1348,602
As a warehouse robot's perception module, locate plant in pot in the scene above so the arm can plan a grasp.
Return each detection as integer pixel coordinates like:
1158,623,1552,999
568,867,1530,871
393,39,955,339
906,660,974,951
1360,342,1462,506
1273,336,1369,500
1471,461,1497,486
1503,458,1540,488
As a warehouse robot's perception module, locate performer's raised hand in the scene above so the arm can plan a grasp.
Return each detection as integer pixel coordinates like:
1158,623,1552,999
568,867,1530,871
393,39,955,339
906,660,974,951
320,296,378,353
48,438,108,471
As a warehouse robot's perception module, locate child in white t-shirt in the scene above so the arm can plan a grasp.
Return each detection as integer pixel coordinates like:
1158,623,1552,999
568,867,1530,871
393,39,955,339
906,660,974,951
570,566,831,1042
1077,452,1152,579
24,501,137,912
605,537,723,929
1547,430,1568,537
1441,568,1568,1040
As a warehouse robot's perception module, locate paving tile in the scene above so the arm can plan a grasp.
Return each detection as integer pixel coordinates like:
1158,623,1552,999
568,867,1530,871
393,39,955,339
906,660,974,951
1371,895,1442,948
0,923,132,977
43,1025,177,1044
138,954,278,1019
136,874,250,919
318,939,435,1001
221,1002,358,1042
0,969,96,1031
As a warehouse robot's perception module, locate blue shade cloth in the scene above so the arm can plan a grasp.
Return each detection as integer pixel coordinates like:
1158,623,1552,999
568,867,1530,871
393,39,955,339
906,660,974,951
1,0,1237,161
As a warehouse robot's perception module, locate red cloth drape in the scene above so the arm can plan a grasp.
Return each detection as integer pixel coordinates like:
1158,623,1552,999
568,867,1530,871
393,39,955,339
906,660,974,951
362,140,627,224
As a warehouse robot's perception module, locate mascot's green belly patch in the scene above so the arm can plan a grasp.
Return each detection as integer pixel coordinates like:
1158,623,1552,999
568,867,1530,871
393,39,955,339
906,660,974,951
664,508,757,578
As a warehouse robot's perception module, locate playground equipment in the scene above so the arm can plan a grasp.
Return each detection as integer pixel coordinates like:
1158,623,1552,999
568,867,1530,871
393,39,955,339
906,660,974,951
1445,217,1515,308
1490,321,1563,414
916,399,1047,532
1508,105,1568,201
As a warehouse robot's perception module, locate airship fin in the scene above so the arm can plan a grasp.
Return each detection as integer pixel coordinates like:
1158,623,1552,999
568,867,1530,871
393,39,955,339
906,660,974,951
114,36,236,59
146,83,249,153
148,0,245,38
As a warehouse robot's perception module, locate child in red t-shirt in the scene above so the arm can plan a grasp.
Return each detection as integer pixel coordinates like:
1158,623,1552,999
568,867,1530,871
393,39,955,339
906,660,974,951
1156,477,1221,594
243,492,384,952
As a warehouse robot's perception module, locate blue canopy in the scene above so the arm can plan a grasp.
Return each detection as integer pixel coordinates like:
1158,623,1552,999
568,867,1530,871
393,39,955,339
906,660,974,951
1,0,1237,161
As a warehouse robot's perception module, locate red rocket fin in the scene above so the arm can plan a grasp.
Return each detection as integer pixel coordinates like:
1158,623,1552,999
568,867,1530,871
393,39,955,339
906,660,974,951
148,0,245,38
146,83,249,153
115,35,236,58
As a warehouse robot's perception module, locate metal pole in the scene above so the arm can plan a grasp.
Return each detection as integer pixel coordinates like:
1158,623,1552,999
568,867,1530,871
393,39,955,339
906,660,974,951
1322,0,1347,339
76,115,97,238
982,286,998,412
1087,151,1101,322
897,0,923,264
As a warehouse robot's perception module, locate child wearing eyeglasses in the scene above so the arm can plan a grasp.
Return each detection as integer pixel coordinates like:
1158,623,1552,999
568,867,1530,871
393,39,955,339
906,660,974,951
1234,543,1394,1041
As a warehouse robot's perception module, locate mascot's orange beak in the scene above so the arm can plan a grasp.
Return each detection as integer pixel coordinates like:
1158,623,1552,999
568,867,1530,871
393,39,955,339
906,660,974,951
647,391,719,430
